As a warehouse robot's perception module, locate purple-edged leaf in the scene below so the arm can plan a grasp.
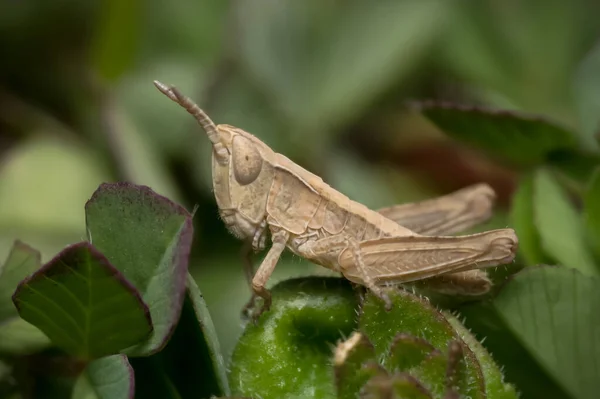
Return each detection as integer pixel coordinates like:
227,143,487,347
72,355,134,399
12,242,152,360
0,241,42,322
84,182,193,356
418,102,577,167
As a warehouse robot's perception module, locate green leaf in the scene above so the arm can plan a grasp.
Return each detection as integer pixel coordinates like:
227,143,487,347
12,242,152,359
573,39,600,149
85,182,193,356
445,312,519,399
533,169,598,274
584,167,600,257
0,241,42,322
419,103,577,167
72,355,134,399
509,174,547,265
359,289,484,399
491,266,600,399
229,277,357,399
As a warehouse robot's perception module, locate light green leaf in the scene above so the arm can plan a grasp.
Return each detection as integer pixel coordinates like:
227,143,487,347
492,266,600,399
509,174,547,265
72,355,134,399
0,241,50,355
0,318,50,355
0,241,42,322
533,169,598,274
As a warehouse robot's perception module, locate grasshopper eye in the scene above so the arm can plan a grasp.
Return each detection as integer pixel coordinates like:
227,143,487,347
232,135,263,185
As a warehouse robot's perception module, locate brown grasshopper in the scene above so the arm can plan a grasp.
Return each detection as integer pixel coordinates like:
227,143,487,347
154,81,518,320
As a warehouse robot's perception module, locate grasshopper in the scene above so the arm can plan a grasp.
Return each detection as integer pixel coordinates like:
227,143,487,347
154,81,518,320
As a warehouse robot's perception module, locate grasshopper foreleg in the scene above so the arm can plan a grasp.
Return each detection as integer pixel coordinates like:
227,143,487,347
242,229,289,322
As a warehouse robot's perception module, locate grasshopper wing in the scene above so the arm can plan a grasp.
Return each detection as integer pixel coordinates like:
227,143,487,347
338,229,517,286
377,183,495,235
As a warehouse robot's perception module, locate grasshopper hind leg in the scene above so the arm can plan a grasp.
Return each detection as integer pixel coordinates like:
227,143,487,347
302,235,394,311
346,237,393,311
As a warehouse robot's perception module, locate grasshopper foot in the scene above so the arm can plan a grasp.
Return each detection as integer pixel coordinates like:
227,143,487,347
241,294,257,320
370,286,392,311
241,291,272,324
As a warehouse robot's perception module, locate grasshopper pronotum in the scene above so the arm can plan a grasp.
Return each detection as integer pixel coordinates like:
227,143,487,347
154,81,518,320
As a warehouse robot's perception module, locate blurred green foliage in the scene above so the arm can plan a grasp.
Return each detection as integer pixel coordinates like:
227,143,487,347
1,0,600,398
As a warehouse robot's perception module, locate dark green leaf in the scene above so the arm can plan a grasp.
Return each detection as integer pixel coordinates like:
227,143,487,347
573,39,600,149
72,355,134,399
150,274,229,398
12,242,152,359
229,277,357,399
0,241,42,322
584,167,600,257
419,103,577,167
547,149,600,188
509,174,547,265
128,357,182,399
533,169,598,275
491,266,600,399
85,182,193,356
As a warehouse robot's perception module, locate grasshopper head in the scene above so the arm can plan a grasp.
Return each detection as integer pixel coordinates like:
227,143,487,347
154,81,272,248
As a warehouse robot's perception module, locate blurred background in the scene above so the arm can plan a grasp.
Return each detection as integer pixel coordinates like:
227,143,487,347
1,0,599,356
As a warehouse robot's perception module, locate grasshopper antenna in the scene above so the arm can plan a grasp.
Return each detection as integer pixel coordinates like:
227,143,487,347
153,80,229,162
